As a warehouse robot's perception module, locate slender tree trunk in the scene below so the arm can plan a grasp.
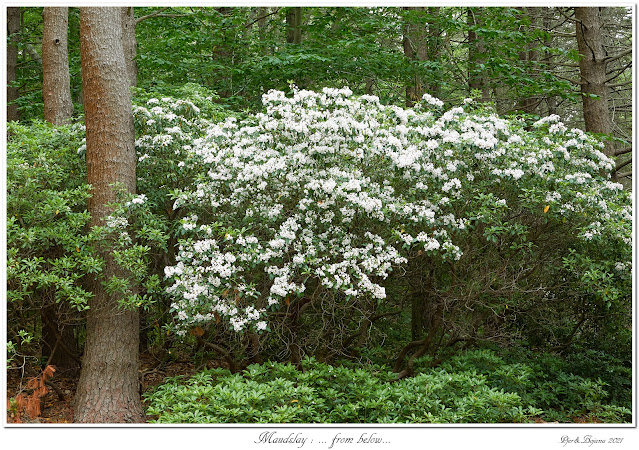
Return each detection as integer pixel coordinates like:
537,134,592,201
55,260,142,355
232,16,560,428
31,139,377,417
286,7,302,44
73,7,143,423
542,9,557,116
403,7,428,107
467,7,490,102
516,7,540,115
7,7,21,122
121,7,138,87
257,6,268,34
575,7,614,158
42,7,74,125
403,7,442,106
41,7,77,363
120,6,144,349
411,291,426,340
426,7,442,100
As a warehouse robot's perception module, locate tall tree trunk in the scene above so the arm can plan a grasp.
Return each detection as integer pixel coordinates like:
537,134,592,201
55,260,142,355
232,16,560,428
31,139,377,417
73,7,143,423
403,7,427,107
575,7,614,158
121,7,138,87
41,8,77,364
516,7,540,115
7,7,21,122
42,7,74,125
403,7,442,107
257,6,269,34
542,8,557,116
426,7,442,100
467,7,490,102
286,7,302,44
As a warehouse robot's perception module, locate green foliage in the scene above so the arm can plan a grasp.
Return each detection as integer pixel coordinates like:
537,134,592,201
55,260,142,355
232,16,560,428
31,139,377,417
132,7,581,112
7,121,94,315
145,356,531,423
132,82,232,121
145,348,630,424
440,347,631,423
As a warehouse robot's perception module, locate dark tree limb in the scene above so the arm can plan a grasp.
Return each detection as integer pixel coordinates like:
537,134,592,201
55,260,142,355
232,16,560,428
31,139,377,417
606,60,632,82
607,79,632,89
393,306,443,378
196,335,238,373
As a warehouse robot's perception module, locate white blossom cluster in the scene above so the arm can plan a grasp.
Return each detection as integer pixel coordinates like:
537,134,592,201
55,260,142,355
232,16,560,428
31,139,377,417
132,97,212,183
155,87,629,334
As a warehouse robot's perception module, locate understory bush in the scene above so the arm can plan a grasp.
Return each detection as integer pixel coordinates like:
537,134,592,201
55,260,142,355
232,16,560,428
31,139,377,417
144,349,631,423
7,121,92,363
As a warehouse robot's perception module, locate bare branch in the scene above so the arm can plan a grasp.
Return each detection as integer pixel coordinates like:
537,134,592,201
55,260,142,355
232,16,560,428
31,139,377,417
604,48,632,64
615,157,632,171
552,32,576,38
244,7,281,29
557,8,579,24
615,147,632,156
606,60,632,82
617,171,632,178
555,73,584,85
607,79,632,88
135,7,171,25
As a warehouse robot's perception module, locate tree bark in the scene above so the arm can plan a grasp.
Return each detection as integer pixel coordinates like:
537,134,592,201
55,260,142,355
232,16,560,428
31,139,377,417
121,7,138,87
516,7,540,115
42,7,74,125
402,7,442,104
257,6,269,34
542,8,558,116
403,7,428,107
286,7,302,44
7,7,21,122
467,7,490,102
575,7,614,158
73,7,143,423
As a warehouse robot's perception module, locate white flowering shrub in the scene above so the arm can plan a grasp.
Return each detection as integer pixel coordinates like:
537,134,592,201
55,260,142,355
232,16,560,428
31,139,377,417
161,86,631,351
133,95,218,206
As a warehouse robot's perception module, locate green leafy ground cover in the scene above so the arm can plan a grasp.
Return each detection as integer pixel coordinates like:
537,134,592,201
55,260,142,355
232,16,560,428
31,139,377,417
144,348,631,424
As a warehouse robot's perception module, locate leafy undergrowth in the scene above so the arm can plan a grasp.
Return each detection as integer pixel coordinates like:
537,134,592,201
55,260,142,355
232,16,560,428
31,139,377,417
144,349,631,424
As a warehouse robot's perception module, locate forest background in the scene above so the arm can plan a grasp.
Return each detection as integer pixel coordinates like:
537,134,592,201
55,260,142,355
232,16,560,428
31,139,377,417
2,2,637,444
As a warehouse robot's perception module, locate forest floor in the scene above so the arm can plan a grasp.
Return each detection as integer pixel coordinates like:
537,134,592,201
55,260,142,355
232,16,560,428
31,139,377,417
6,352,202,424
6,353,603,424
